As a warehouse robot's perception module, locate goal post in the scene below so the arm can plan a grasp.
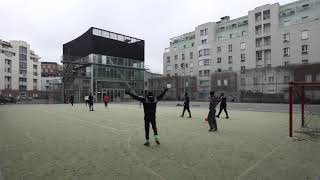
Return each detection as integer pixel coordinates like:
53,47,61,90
289,81,320,137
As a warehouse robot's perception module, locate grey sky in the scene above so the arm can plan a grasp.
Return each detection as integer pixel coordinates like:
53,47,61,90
1,0,293,73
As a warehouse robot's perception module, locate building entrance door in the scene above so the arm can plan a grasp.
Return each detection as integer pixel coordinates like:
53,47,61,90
102,89,125,102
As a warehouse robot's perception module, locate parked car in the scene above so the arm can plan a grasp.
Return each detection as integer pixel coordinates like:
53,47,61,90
0,96,8,104
5,97,17,104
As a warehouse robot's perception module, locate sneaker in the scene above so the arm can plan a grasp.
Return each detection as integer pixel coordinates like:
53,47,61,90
208,128,213,132
226,117,229,119
212,128,218,131
155,138,160,145
188,116,192,118
144,142,150,146
180,115,184,117
216,116,219,118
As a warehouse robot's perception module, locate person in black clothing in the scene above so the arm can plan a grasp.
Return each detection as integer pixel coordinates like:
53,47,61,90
70,95,74,106
216,93,229,119
125,88,168,146
208,91,221,131
181,93,191,118
89,93,94,111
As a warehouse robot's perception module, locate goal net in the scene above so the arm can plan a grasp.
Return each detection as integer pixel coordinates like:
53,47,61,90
289,82,320,138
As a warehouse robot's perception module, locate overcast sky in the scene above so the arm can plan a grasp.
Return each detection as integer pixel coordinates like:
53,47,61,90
1,0,293,73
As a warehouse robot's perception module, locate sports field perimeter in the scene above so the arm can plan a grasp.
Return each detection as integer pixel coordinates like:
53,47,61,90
0,104,319,180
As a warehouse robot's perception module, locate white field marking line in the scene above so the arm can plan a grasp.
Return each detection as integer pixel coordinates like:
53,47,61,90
127,128,167,180
235,141,287,180
38,108,122,135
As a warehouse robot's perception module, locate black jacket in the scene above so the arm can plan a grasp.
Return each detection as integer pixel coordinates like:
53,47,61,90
126,89,168,118
184,96,190,106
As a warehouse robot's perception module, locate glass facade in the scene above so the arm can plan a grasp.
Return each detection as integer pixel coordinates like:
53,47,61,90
87,54,144,102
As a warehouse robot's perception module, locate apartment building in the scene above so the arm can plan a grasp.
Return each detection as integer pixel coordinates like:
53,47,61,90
0,40,41,97
163,0,320,98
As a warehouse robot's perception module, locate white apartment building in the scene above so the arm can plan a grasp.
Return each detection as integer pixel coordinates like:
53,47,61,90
0,40,41,97
163,0,320,97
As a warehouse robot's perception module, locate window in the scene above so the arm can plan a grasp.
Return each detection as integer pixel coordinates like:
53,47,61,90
186,63,188,68
198,50,203,57
253,77,258,85
240,42,246,50
284,48,290,57
200,28,208,36
229,34,233,39
284,76,289,83
264,50,271,60
228,45,232,52
203,59,210,66
268,76,274,84
217,57,222,63
200,80,209,86
263,23,271,33
305,74,312,82
228,56,233,64
190,62,193,68
204,49,210,56
198,60,204,67
228,67,233,71
263,10,270,20
190,52,193,59
175,64,178,69
183,44,186,49
175,55,178,60
201,39,207,44
204,70,210,76
223,79,228,86
284,61,289,67
316,74,320,82
199,70,203,76
217,68,222,72
256,51,262,60
302,59,308,64
182,53,185,60
166,65,171,71
217,46,221,52
242,31,247,36
241,66,245,72
241,78,245,86
302,30,308,40
255,25,262,35
302,45,308,54
283,33,290,42
255,12,261,22
241,54,245,62
264,36,271,46
166,56,170,63
217,80,221,86
191,43,194,47
181,63,185,68
256,38,262,47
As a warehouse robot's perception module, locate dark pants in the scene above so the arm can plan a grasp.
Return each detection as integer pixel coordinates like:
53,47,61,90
182,105,191,117
217,105,228,118
89,102,94,111
104,102,108,107
71,101,73,106
85,100,88,106
144,116,158,140
208,109,217,130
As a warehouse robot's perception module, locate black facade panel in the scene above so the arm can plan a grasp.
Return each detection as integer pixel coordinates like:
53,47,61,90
92,35,144,61
63,29,93,58
63,27,144,61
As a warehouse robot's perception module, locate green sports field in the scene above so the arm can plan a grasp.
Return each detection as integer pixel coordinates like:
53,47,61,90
0,104,319,180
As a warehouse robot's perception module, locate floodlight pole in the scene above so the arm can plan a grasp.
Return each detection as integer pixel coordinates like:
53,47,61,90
301,86,305,127
289,84,293,137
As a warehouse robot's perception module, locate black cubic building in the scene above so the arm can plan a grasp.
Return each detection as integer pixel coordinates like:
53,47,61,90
62,27,145,102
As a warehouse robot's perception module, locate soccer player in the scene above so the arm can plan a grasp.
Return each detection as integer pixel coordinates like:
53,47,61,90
70,95,74,106
84,95,89,106
88,93,94,111
208,91,220,131
181,93,191,118
216,93,229,119
125,88,168,146
103,94,110,108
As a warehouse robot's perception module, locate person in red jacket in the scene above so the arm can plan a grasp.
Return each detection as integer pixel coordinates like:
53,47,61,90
103,95,110,108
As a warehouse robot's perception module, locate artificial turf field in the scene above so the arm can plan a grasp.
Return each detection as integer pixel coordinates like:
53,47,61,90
0,103,319,180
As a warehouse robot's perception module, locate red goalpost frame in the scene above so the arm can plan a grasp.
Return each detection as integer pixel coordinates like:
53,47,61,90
289,81,320,137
